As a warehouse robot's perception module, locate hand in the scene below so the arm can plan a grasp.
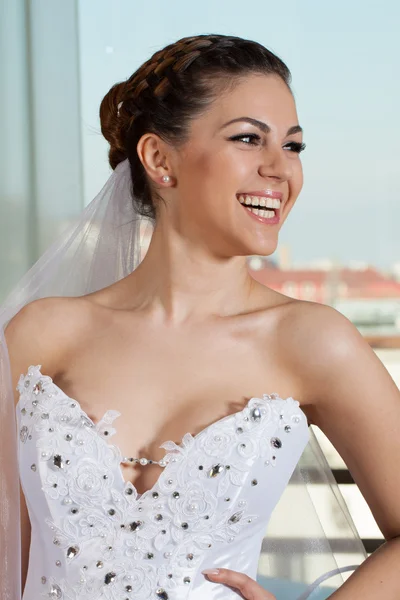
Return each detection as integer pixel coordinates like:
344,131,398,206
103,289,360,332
202,568,276,599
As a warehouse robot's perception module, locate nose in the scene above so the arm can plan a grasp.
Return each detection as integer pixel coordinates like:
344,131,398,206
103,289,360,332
258,144,292,182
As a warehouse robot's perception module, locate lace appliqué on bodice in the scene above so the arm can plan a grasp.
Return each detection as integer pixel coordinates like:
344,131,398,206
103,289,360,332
17,365,308,600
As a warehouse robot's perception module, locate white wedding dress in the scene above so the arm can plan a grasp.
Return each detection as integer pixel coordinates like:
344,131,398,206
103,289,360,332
16,364,313,600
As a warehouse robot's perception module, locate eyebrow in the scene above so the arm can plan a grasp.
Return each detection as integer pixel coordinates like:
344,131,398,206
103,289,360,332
220,117,303,136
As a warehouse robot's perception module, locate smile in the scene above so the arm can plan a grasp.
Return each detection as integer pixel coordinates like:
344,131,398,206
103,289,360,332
236,194,281,225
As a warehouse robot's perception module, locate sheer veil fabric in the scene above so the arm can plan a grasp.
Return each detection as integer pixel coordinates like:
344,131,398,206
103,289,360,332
0,159,367,599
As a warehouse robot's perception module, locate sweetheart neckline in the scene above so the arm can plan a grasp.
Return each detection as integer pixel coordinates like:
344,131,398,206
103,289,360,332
16,365,309,499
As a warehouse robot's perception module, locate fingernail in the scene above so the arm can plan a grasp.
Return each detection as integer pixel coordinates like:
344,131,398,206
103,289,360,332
202,568,220,575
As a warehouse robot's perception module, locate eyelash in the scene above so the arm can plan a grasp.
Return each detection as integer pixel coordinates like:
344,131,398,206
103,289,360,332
229,133,306,154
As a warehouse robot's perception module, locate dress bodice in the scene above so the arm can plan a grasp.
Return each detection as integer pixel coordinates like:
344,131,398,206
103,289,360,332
17,364,309,600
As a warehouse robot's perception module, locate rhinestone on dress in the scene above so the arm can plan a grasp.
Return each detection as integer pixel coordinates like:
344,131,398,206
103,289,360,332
183,577,191,584
33,381,44,395
129,521,143,532
251,479,258,486
250,407,262,422
80,416,93,428
49,583,62,599
104,572,116,584
284,425,292,433
20,426,28,443
228,511,243,524
208,463,224,477
30,464,36,471
53,454,64,469
156,589,169,599
271,437,282,449
67,545,79,559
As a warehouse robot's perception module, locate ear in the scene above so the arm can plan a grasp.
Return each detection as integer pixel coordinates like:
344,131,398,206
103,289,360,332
136,133,174,185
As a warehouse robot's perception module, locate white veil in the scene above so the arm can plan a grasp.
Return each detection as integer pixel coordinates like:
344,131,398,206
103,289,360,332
0,158,367,600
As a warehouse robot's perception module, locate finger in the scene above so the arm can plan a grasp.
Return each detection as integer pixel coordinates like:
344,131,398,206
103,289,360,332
202,568,276,600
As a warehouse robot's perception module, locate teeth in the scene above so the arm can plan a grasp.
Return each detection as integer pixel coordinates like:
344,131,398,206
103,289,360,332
238,194,280,209
245,207,275,218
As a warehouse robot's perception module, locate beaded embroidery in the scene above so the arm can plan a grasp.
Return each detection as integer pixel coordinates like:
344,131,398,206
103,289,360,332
17,365,308,599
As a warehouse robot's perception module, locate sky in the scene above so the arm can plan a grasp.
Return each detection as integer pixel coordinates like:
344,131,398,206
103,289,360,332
77,0,400,270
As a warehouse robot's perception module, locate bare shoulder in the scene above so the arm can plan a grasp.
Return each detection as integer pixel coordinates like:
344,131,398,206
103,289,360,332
277,299,373,415
4,296,97,404
279,299,365,360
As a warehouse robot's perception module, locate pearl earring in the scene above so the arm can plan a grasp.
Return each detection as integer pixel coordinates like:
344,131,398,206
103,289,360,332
162,175,171,183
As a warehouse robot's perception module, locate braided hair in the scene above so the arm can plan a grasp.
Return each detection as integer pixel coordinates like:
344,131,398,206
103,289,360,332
100,34,291,220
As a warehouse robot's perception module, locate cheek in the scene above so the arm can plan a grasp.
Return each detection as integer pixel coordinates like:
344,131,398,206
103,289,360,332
279,164,303,227
295,160,304,193
290,161,304,198
181,152,241,212
193,144,250,181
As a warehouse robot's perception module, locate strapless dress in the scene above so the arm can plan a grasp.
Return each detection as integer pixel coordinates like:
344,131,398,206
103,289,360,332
16,365,310,599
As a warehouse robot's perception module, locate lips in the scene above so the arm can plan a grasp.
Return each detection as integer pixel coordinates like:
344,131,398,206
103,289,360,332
237,190,283,200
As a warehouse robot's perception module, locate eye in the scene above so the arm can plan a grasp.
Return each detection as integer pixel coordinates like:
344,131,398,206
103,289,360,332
229,133,261,145
284,141,306,154
229,134,306,153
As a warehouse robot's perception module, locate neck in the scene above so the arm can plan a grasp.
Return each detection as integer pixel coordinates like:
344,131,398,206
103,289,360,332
126,219,257,324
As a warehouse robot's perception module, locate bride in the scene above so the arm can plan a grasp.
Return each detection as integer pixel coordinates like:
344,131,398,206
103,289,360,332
2,33,400,600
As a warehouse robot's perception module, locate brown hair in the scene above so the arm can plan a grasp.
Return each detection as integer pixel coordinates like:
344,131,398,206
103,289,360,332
100,34,291,220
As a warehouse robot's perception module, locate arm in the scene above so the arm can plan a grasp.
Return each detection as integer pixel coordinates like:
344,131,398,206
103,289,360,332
284,302,400,598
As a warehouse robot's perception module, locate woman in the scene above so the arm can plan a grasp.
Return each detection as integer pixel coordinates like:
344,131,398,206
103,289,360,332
1,34,400,600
